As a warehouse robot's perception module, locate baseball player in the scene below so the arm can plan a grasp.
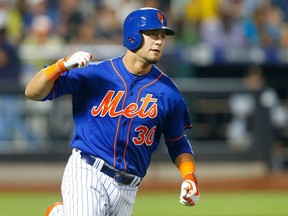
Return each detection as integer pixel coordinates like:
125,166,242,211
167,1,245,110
25,7,200,216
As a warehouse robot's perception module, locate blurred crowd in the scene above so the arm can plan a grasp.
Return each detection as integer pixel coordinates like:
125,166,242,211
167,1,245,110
2,0,288,48
174,0,288,49
0,0,288,80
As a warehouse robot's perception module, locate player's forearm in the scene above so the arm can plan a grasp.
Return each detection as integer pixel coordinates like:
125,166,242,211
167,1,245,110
175,153,196,179
25,69,55,100
25,57,67,100
175,153,194,168
177,153,200,206
25,51,92,101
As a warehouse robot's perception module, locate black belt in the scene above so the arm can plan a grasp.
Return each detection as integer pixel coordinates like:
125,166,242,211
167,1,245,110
80,152,140,186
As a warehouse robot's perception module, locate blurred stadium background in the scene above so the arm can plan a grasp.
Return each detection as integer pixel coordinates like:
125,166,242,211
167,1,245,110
1,0,288,215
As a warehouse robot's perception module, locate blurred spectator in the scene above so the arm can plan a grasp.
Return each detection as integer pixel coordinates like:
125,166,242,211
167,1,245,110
0,9,36,148
102,0,142,24
265,5,283,46
227,66,288,170
0,0,24,45
56,0,84,43
170,0,199,45
70,19,98,45
184,0,221,25
242,3,284,48
23,0,58,34
159,0,222,46
271,0,288,21
142,0,161,9
240,0,268,18
93,5,122,44
199,0,246,49
279,23,288,48
0,8,21,82
20,14,64,74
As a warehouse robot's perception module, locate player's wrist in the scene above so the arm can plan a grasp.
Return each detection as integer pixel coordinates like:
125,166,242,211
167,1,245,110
179,160,196,180
44,59,67,81
183,173,197,182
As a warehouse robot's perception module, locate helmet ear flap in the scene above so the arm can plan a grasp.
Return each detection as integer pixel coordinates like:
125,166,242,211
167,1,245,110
126,33,142,51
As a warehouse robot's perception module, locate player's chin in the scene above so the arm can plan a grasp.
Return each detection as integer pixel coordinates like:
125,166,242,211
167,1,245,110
146,55,161,64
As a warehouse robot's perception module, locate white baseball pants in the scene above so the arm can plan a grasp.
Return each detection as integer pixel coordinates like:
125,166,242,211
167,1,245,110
53,149,139,216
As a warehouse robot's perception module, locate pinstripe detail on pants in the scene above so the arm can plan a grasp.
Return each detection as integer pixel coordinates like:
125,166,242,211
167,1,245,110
59,149,139,216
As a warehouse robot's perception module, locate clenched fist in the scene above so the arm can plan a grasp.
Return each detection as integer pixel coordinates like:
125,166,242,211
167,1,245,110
44,51,93,82
62,51,92,70
180,178,200,206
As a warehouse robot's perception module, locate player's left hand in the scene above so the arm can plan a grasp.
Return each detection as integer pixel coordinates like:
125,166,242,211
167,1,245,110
179,176,200,206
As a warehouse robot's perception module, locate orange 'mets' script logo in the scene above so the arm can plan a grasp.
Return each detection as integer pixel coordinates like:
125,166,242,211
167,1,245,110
91,90,158,119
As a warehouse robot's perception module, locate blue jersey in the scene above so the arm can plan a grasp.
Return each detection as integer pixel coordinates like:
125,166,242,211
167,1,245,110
42,57,193,178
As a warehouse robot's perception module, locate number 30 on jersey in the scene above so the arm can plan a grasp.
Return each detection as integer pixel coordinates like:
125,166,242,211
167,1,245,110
133,125,156,146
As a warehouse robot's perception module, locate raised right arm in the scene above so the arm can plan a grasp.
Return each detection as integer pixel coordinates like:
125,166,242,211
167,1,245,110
25,51,92,101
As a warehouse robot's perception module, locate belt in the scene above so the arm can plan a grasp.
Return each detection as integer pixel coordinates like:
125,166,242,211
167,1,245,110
80,152,141,186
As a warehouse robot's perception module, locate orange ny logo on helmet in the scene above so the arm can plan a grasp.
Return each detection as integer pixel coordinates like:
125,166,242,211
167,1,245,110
157,12,164,25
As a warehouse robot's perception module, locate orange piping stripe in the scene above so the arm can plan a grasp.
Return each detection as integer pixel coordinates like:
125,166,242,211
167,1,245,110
123,72,163,171
184,124,192,129
165,132,185,141
110,59,128,167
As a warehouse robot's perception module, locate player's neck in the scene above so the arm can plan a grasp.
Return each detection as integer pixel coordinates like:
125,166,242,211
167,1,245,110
122,53,152,76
